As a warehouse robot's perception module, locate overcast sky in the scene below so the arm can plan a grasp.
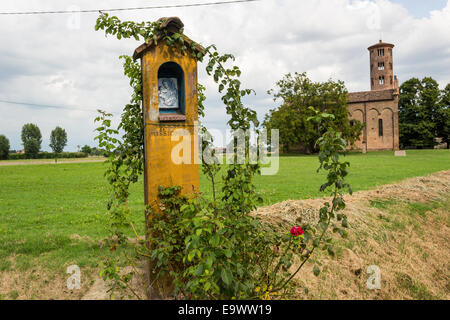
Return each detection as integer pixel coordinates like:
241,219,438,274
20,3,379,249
1,0,449,151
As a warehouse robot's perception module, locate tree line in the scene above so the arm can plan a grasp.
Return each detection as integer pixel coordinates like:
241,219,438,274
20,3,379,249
399,78,449,149
263,73,449,152
1,76,448,159
0,124,102,161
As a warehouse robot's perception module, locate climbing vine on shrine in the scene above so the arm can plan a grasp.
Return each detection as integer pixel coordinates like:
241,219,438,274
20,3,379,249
94,14,351,300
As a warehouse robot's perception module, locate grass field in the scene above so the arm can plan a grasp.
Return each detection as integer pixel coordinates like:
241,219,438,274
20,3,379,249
0,149,449,299
253,150,450,204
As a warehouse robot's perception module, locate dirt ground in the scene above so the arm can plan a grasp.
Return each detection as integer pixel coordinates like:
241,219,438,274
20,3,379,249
253,170,450,299
84,170,449,300
1,170,449,300
0,255,93,300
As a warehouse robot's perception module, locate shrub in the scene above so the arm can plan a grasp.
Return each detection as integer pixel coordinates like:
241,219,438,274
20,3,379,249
7,153,26,160
145,110,351,300
7,152,87,160
0,135,10,160
58,152,87,159
147,186,303,299
90,147,103,156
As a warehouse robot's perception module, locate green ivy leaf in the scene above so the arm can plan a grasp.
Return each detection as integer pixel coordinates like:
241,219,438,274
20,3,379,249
221,269,231,286
224,249,232,258
327,245,335,257
209,234,220,247
195,264,203,276
342,219,349,228
187,251,195,262
313,265,320,277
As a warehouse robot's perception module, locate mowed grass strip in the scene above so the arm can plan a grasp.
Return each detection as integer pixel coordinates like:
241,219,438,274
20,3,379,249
0,156,105,166
254,149,450,204
0,150,449,274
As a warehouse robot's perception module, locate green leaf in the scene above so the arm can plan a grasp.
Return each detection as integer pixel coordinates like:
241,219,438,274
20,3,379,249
187,251,195,262
195,264,203,276
327,245,335,257
342,219,349,228
209,234,220,247
313,238,320,247
224,249,232,258
313,265,320,277
221,269,231,286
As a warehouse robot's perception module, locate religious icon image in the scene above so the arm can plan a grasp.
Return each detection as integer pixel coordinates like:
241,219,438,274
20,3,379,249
158,78,179,109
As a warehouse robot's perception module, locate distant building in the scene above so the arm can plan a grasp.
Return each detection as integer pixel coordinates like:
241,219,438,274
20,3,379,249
348,40,400,151
434,137,447,149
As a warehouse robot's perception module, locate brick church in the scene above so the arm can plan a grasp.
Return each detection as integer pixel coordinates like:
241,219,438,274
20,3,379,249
348,40,400,151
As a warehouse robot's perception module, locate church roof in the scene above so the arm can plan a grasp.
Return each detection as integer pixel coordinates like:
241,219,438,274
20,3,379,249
348,89,397,103
133,17,205,60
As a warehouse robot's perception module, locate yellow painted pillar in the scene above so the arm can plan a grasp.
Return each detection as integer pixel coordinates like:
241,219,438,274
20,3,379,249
133,17,202,297
134,17,201,212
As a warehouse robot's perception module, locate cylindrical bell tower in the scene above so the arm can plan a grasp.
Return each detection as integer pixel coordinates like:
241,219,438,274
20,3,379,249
368,40,395,91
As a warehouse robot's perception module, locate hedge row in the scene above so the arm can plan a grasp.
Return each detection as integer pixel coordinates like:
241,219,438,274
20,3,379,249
8,152,88,160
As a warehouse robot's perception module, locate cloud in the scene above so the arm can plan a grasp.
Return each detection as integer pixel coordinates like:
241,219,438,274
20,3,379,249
0,0,449,150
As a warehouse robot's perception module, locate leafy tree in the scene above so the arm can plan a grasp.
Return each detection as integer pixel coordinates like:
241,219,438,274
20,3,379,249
264,72,363,153
21,123,42,158
81,145,92,155
399,77,442,148
437,84,450,148
90,147,103,156
49,126,68,163
0,135,10,160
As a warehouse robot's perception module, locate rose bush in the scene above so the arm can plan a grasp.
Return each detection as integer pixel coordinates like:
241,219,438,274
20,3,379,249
94,14,352,300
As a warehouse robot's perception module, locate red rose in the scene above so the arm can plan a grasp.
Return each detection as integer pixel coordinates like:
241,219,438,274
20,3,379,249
290,227,298,236
290,227,297,236
290,226,304,237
